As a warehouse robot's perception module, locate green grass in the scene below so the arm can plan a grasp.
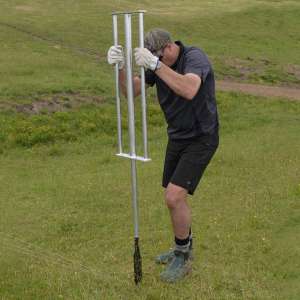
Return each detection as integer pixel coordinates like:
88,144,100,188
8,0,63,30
0,0,300,298
0,0,300,100
0,93,299,299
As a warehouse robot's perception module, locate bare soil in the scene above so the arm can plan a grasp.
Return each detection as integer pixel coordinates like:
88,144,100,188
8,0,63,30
15,6,36,12
217,80,300,101
0,81,299,116
0,93,104,115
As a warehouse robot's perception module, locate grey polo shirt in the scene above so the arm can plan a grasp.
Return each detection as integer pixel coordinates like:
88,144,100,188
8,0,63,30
145,41,219,140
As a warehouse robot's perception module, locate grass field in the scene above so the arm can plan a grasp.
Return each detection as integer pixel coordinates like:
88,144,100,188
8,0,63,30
1,93,300,299
1,0,300,100
0,0,300,299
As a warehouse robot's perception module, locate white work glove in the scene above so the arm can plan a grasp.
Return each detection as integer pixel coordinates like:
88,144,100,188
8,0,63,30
134,47,159,71
107,45,125,69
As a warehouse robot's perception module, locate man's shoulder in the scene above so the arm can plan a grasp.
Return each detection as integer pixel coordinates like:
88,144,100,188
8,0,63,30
183,45,210,65
183,45,204,55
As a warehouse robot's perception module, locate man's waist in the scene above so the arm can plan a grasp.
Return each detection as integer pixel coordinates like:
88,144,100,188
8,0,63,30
168,126,218,142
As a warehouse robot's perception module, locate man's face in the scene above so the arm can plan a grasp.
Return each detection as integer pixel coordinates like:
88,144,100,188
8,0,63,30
149,43,176,67
156,44,175,66
151,43,171,63
152,48,165,61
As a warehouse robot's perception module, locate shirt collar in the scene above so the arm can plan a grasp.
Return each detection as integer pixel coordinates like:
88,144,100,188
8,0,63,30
171,41,184,69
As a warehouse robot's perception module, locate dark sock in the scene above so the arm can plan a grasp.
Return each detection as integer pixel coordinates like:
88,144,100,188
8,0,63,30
174,236,190,253
189,227,193,249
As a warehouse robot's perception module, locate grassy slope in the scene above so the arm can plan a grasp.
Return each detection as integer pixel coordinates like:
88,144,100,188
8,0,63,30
1,93,300,299
0,0,300,299
0,0,300,100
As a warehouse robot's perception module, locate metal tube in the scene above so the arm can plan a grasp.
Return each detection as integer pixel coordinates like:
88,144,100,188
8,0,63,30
112,14,123,154
112,10,146,16
138,12,149,159
130,160,139,238
124,14,136,157
124,13,139,238
116,152,150,162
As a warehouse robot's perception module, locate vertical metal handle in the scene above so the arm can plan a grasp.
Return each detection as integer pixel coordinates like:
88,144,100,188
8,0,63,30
138,11,149,160
124,13,139,239
124,14,136,158
112,14,123,155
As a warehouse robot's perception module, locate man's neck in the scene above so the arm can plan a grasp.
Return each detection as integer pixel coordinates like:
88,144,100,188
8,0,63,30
168,43,180,66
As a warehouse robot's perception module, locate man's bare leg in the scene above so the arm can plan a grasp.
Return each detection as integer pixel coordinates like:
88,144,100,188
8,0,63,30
165,183,191,240
160,183,192,282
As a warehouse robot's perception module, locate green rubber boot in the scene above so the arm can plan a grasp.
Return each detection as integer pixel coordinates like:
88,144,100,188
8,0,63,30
155,248,193,264
160,250,192,283
155,249,175,264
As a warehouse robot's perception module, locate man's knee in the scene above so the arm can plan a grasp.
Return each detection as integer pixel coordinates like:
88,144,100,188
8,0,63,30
164,183,187,210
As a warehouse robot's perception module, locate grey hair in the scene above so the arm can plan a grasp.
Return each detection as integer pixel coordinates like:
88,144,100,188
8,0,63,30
144,28,172,52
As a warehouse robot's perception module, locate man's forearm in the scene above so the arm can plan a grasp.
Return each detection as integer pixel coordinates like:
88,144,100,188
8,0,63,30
119,69,142,97
119,69,127,96
155,63,201,100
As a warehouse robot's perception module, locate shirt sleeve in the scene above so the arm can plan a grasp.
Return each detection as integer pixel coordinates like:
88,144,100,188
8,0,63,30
184,48,211,83
145,69,156,86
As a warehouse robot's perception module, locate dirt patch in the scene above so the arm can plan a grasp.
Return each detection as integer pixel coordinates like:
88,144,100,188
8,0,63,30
224,57,259,79
2,93,105,115
1,82,299,116
217,80,300,101
15,6,36,12
223,57,275,79
285,64,300,80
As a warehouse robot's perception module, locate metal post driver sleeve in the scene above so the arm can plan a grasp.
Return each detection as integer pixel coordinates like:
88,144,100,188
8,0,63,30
124,13,142,284
112,14,123,154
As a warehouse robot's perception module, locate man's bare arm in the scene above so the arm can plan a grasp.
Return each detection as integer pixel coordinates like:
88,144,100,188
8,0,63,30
155,63,201,100
119,69,145,97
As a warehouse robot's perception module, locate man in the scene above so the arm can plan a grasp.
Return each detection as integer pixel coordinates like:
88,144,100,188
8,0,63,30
107,28,219,283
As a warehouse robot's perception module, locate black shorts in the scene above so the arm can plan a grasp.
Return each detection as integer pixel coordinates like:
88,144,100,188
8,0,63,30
162,132,219,195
